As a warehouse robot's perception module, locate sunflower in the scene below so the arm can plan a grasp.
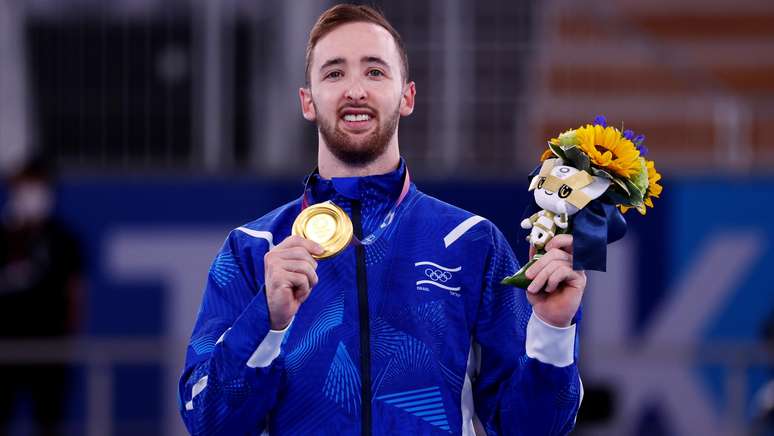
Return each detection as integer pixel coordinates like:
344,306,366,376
574,124,641,178
620,160,662,215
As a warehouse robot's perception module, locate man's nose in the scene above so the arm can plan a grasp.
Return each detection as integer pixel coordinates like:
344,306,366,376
344,79,367,101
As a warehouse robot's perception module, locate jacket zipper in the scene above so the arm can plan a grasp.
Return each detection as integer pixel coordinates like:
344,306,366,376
352,200,372,436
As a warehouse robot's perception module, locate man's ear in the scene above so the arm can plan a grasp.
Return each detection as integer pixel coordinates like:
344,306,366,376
299,87,316,122
399,81,416,117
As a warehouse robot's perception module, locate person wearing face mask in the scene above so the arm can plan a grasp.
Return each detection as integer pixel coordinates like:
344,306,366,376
0,157,84,436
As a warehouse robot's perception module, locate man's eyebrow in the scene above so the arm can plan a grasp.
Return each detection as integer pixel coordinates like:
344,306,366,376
319,57,345,72
319,56,391,73
362,56,389,68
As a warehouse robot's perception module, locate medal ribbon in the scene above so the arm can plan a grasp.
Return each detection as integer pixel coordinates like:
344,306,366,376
301,167,411,246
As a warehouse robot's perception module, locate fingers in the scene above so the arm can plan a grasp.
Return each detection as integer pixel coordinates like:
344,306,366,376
275,246,319,268
525,248,571,280
527,260,562,293
285,271,313,303
264,235,323,323
277,235,324,257
265,252,319,291
544,265,575,293
526,253,585,294
544,234,573,254
266,235,322,288
282,259,319,288
267,267,313,300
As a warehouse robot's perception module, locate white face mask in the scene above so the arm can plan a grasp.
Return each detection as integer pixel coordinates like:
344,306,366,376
7,182,53,224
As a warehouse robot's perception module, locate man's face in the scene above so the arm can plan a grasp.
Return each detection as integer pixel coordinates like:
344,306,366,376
300,22,415,166
7,178,53,225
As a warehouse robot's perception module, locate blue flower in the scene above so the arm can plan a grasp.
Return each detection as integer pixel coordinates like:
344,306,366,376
632,133,648,156
623,129,635,140
593,115,607,127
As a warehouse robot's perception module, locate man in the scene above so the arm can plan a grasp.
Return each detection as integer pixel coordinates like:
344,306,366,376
0,157,83,435
179,4,585,435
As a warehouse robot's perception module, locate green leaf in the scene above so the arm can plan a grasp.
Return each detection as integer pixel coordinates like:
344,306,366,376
589,167,615,180
612,177,630,195
547,141,567,161
501,255,541,288
563,146,591,172
623,177,644,204
604,188,632,205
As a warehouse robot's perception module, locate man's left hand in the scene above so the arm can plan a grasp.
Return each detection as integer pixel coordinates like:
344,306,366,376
524,234,586,328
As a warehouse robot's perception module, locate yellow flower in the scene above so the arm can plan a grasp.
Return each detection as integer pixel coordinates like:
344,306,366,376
619,160,662,215
574,124,641,178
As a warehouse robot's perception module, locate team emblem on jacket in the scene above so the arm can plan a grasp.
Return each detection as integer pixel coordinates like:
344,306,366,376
414,261,461,296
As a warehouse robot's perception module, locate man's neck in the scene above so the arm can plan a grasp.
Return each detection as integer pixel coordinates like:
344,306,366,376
318,145,401,179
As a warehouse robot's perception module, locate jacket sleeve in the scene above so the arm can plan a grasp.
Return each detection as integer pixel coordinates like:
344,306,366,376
472,225,582,436
178,229,287,435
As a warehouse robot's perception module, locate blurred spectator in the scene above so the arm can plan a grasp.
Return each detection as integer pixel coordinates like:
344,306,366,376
0,157,83,435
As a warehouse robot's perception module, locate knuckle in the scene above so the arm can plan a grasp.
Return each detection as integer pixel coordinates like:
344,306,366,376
291,246,307,257
280,235,300,248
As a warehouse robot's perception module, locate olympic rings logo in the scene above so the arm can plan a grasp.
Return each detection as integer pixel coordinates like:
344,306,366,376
425,268,452,282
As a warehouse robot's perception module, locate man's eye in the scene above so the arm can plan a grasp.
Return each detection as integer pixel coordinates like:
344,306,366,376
368,69,384,77
326,71,342,79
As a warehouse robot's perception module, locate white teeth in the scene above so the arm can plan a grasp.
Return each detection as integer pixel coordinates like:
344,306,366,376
343,114,371,122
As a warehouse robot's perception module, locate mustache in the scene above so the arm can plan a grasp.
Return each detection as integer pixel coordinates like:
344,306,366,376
338,104,377,116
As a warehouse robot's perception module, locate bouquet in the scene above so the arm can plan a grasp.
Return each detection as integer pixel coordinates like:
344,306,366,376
502,116,663,288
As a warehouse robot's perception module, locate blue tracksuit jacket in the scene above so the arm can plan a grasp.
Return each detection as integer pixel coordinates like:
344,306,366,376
179,160,582,435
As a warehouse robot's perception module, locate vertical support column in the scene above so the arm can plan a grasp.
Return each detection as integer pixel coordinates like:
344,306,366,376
87,362,113,436
196,0,226,172
714,97,753,172
251,0,324,175
430,0,469,174
0,0,30,173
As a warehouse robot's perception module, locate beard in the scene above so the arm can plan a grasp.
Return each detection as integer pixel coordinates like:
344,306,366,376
315,101,400,167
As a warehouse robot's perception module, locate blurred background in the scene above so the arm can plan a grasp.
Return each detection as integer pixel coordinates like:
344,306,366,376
0,0,772,435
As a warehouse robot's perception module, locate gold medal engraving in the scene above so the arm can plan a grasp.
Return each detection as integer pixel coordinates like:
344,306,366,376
306,214,337,243
292,201,353,259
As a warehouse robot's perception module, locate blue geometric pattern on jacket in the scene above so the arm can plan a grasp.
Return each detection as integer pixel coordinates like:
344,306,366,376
376,386,450,431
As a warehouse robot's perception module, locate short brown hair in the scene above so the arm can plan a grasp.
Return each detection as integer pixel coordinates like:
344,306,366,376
304,4,409,87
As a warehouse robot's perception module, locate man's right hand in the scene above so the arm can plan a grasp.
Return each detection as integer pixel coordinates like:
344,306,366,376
264,235,324,330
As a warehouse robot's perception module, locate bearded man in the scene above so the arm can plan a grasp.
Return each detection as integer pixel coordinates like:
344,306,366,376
179,4,585,435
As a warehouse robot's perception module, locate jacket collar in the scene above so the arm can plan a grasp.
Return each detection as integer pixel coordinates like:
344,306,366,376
303,158,407,204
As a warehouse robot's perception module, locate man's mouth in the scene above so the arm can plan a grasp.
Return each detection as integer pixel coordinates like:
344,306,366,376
339,109,375,132
343,113,371,122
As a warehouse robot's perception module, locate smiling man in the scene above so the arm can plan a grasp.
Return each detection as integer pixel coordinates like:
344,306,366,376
179,4,585,435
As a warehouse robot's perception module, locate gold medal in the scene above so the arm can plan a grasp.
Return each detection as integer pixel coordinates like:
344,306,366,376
292,201,353,259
